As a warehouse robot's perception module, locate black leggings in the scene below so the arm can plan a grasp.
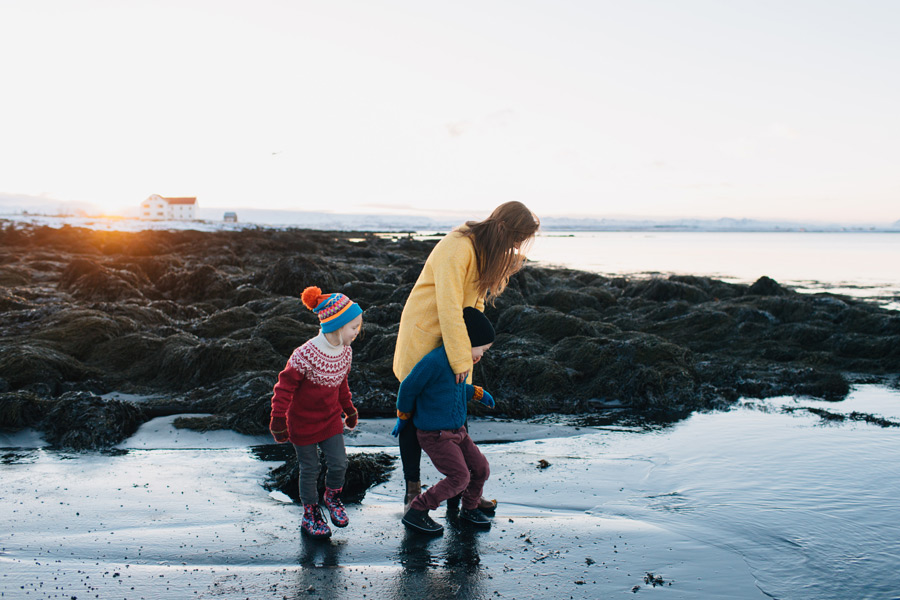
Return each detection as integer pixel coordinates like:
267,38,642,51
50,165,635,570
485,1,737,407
398,420,422,482
399,418,470,482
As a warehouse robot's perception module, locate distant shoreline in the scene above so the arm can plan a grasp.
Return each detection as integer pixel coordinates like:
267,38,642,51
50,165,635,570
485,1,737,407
2,214,899,234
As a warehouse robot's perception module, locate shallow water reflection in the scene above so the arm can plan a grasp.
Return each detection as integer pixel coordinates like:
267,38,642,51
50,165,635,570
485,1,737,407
594,385,900,600
391,525,486,600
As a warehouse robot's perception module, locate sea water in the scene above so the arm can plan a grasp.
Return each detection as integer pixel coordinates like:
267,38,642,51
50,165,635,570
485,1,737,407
3,390,900,599
527,231,900,309
589,386,900,599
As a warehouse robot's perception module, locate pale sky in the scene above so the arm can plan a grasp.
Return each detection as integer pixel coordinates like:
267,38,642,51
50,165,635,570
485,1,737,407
1,0,898,223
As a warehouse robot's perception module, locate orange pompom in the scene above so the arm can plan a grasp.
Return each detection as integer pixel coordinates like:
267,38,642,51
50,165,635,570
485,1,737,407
301,286,324,310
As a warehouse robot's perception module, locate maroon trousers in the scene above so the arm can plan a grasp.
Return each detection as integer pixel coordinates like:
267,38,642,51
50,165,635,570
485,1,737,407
411,426,490,512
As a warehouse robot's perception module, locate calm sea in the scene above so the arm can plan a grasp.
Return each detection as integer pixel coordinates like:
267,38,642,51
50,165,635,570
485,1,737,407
526,231,900,310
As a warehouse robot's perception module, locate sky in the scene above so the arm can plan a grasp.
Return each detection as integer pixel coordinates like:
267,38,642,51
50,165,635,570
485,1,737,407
1,0,898,223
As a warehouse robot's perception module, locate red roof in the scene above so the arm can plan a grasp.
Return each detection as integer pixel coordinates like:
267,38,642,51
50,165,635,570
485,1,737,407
163,197,197,205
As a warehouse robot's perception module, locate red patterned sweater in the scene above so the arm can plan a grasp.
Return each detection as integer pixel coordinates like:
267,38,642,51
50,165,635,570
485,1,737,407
270,332,355,446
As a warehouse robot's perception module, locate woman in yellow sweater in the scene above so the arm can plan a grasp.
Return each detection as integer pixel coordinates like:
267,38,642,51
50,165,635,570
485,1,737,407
393,201,540,512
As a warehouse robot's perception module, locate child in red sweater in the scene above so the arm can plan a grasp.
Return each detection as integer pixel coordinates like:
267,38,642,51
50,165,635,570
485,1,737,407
269,286,363,539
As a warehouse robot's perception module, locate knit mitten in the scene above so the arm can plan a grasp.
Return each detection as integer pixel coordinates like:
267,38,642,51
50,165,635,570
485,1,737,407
344,405,358,430
392,410,411,437
301,504,331,538
269,416,289,443
473,386,495,408
323,487,349,528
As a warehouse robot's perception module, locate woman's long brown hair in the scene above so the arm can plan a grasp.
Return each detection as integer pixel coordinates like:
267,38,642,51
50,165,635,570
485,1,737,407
459,201,540,304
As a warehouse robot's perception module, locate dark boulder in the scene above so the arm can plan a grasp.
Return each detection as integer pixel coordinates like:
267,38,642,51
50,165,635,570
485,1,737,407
0,391,52,429
252,316,318,357
150,335,282,389
191,306,259,339
530,288,608,313
624,278,711,304
32,309,138,360
156,264,235,302
549,334,699,416
496,305,598,343
41,392,144,450
59,259,146,301
748,275,792,296
258,256,340,296
340,280,399,308
265,448,397,504
0,344,98,392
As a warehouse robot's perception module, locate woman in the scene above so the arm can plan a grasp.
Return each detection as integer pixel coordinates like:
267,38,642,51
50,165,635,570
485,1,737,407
393,201,540,511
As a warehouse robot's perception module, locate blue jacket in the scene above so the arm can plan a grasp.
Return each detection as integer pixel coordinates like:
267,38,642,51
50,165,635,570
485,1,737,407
396,345,481,431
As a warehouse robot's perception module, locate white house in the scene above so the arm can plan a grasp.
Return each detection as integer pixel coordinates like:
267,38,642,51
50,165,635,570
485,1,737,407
140,195,198,220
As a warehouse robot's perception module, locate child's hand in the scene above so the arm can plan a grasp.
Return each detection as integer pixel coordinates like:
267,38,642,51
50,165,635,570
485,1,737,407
479,390,495,408
391,417,406,437
344,408,359,430
269,416,289,443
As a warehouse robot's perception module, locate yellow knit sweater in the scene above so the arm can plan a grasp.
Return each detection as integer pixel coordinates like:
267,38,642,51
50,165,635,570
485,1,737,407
393,231,485,382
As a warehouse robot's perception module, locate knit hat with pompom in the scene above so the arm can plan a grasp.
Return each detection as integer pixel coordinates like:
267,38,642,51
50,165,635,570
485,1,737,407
301,286,363,333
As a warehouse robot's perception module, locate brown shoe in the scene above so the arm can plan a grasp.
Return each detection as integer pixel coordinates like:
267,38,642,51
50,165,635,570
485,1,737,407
477,496,497,514
404,480,421,512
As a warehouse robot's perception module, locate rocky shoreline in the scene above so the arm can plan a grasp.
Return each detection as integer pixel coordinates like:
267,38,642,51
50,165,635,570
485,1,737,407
1,222,898,450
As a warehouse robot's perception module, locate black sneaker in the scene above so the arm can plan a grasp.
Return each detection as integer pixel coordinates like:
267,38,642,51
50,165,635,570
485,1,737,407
402,507,444,535
459,507,492,529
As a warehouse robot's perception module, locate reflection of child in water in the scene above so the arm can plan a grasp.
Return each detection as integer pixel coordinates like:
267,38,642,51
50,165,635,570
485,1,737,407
393,307,496,535
269,286,362,539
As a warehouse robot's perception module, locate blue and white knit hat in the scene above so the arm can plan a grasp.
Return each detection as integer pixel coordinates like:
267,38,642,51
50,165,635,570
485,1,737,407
301,286,363,333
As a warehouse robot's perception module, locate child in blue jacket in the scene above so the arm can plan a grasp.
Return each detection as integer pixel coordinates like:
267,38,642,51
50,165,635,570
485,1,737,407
392,307,496,535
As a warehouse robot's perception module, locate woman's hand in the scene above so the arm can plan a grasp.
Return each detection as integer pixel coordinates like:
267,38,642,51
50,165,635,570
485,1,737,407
455,371,469,384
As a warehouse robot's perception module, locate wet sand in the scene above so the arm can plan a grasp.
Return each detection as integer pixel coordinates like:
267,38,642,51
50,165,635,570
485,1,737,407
1,418,763,599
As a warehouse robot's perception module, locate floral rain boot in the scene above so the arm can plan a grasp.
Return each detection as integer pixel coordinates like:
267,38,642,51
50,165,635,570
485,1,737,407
323,487,349,528
301,503,332,539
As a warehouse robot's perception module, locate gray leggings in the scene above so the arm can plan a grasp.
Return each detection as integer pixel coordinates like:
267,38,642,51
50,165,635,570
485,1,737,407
293,433,348,505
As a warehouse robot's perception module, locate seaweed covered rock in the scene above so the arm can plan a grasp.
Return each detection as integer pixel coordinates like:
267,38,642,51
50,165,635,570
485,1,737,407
530,288,609,313
40,392,144,450
170,371,280,435
1,222,897,433
0,391,53,429
59,258,147,301
265,449,396,503
156,264,235,302
258,256,340,296
547,334,700,416
150,336,282,389
190,306,259,339
252,316,319,356
0,289,32,311
624,278,712,304
748,275,792,296
32,309,139,360
496,305,599,343
0,344,98,394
